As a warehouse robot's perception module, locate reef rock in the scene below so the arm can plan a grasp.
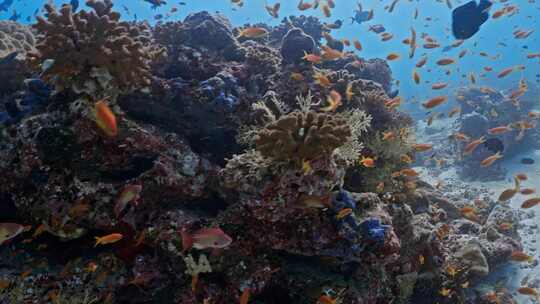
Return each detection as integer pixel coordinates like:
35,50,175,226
280,28,316,64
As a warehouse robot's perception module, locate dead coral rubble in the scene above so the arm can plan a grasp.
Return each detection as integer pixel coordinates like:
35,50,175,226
28,0,164,97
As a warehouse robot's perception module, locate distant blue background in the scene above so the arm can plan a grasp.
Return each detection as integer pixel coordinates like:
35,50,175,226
1,0,539,115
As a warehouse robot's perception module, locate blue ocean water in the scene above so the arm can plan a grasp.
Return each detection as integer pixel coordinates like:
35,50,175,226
2,0,538,111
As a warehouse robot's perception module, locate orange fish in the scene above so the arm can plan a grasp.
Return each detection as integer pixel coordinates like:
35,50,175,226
240,288,250,304
322,4,331,17
423,43,440,49
386,53,400,61
95,100,118,137
321,90,342,112
431,83,448,90
291,72,305,81
302,52,322,64
448,106,461,118
296,194,332,209
314,72,331,87
520,188,536,195
297,0,313,10
318,295,336,304
515,173,528,181
413,143,432,152
400,168,418,177
360,156,375,168
353,39,362,51
422,96,448,109
0,223,25,245
237,27,268,39
400,154,413,164
346,83,354,102
511,251,533,263
114,184,142,218
518,287,539,299
436,58,455,65
413,70,420,84
497,67,514,78
382,131,396,141
321,45,343,60
463,136,485,155
416,56,428,68
336,208,353,220
498,222,513,231
488,125,512,135
521,197,540,209
381,32,394,41
480,152,503,167
181,227,233,251
94,233,123,247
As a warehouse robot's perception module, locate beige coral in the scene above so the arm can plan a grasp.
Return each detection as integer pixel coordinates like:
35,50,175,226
28,0,165,97
0,21,36,59
255,110,352,161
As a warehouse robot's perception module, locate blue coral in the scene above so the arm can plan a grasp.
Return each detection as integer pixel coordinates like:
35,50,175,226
360,218,389,246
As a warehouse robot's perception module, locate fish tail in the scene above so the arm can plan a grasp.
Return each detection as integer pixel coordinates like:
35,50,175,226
180,229,193,252
94,237,101,247
514,176,521,191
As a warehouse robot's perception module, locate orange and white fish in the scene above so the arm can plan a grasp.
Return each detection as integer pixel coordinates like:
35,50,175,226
181,227,233,251
386,53,400,61
431,82,448,90
336,208,353,220
416,56,428,68
520,188,535,195
518,287,540,299
314,72,331,87
95,99,118,137
94,233,123,247
497,67,514,78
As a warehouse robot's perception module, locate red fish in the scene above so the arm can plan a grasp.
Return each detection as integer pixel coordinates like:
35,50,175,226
181,228,233,251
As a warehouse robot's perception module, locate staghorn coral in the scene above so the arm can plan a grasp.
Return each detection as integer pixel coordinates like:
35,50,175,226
254,110,352,161
28,0,164,97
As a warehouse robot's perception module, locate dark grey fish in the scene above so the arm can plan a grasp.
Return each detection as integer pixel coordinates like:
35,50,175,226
144,0,167,9
452,0,492,39
70,0,79,12
369,24,386,34
521,158,535,165
0,0,14,12
0,51,17,66
8,9,20,21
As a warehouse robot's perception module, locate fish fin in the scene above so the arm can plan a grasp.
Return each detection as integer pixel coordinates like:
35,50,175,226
180,229,193,252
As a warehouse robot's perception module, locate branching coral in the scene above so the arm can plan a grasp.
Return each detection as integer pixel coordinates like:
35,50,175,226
254,110,352,161
0,21,35,58
28,0,164,97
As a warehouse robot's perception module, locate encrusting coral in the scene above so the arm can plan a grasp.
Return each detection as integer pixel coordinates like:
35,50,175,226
28,0,164,97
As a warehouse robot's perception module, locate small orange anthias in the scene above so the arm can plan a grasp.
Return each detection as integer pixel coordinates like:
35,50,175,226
94,98,118,137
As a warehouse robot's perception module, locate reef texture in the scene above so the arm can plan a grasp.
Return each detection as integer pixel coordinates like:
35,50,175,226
27,0,165,97
0,7,523,304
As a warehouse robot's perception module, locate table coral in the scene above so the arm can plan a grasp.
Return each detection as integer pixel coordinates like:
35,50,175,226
28,0,164,97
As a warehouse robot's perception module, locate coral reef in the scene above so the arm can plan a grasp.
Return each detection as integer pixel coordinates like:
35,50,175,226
28,0,164,97
0,10,523,304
